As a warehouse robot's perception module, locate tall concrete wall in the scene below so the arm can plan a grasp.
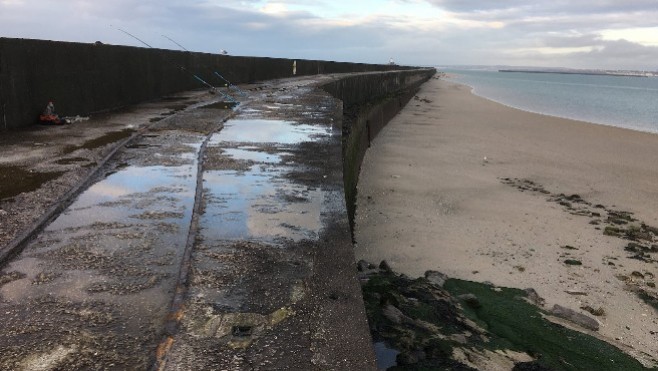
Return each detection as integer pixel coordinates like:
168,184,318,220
321,69,436,229
0,37,414,130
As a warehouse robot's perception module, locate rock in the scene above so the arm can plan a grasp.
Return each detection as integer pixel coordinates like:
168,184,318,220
458,293,481,309
513,361,553,370
395,352,424,366
449,333,468,344
424,270,448,287
524,288,545,306
382,304,408,325
356,260,370,272
550,304,600,331
379,260,392,272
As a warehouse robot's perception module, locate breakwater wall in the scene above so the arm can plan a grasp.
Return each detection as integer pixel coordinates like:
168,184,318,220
0,37,415,130
322,69,435,228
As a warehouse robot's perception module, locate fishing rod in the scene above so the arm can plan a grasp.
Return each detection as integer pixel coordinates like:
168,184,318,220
213,72,248,97
112,25,153,48
161,35,189,52
162,35,247,97
111,25,217,91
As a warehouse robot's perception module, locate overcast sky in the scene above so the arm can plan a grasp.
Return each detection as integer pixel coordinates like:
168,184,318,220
1,0,657,70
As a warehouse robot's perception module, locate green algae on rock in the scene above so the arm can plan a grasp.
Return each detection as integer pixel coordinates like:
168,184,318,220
359,262,650,370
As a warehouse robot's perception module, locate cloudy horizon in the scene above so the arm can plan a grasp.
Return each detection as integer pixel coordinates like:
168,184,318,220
1,0,657,70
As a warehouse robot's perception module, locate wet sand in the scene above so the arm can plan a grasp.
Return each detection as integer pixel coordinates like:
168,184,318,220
354,76,658,365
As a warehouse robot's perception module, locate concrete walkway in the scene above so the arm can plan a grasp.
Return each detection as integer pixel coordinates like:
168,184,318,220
0,76,376,369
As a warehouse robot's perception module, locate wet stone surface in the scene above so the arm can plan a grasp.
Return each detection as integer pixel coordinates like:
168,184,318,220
162,78,344,369
0,114,217,369
1,74,377,369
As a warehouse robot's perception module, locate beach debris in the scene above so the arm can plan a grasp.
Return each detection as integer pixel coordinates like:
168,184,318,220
0,271,26,286
564,259,582,266
565,289,588,296
631,271,645,279
580,305,605,316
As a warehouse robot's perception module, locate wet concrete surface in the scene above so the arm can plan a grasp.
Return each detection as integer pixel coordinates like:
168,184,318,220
1,75,378,369
0,97,229,369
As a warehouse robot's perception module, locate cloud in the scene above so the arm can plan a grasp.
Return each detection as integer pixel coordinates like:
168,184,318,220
0,0,657,69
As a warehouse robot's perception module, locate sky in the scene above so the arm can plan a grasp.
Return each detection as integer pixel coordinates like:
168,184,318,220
1,0,657,70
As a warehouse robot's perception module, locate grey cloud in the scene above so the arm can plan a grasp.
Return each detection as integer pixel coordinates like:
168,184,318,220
427,0,658,16
541,34,603,48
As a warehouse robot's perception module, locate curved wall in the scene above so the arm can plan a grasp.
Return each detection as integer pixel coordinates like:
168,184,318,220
322,69,436,229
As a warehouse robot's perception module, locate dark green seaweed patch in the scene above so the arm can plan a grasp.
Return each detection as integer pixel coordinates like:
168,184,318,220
443,279,649,371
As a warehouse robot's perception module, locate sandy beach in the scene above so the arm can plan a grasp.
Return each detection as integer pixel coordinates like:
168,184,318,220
354,76,658,365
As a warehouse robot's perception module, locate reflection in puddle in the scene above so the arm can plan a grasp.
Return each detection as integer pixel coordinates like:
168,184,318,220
374,341,400,370
202,169,321,242
202,119,327,242
217,119,330,144
1,141,202,306
222,148,282,164
51,164,196,233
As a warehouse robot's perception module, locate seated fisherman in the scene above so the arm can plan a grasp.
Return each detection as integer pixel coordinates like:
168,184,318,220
39,101,67,125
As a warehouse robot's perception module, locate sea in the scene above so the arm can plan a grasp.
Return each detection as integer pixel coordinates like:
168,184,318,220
441,68,658,134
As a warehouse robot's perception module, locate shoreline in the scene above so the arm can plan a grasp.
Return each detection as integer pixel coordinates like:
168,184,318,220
444,74,658,136
354,76,658,366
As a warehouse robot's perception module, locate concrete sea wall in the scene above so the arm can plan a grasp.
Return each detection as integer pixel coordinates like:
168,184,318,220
322,69,435,228
0,37,414,130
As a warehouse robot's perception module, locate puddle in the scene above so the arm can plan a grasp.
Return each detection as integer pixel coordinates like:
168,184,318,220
222,148,282,164
216,119,329,144
51,164,196,234
200,119,327,242
374,341,399,370
202,169,321,242
2,140,202,300
201,102,239,110
0,166,64,200
62,128,135,154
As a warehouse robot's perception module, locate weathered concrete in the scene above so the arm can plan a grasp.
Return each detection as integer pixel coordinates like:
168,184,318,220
0,68,433,369
0,37,415,130
322,69,435,227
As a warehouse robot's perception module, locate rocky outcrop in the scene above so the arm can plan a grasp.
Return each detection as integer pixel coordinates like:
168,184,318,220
358,261,647,370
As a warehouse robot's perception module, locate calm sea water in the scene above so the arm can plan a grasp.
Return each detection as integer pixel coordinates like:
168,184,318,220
443,69,658,134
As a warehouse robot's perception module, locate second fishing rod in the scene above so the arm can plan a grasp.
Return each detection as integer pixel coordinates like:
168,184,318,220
161,35,248,98
112,26,238,102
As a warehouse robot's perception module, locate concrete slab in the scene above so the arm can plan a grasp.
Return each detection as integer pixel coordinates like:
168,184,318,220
0,75,377,369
